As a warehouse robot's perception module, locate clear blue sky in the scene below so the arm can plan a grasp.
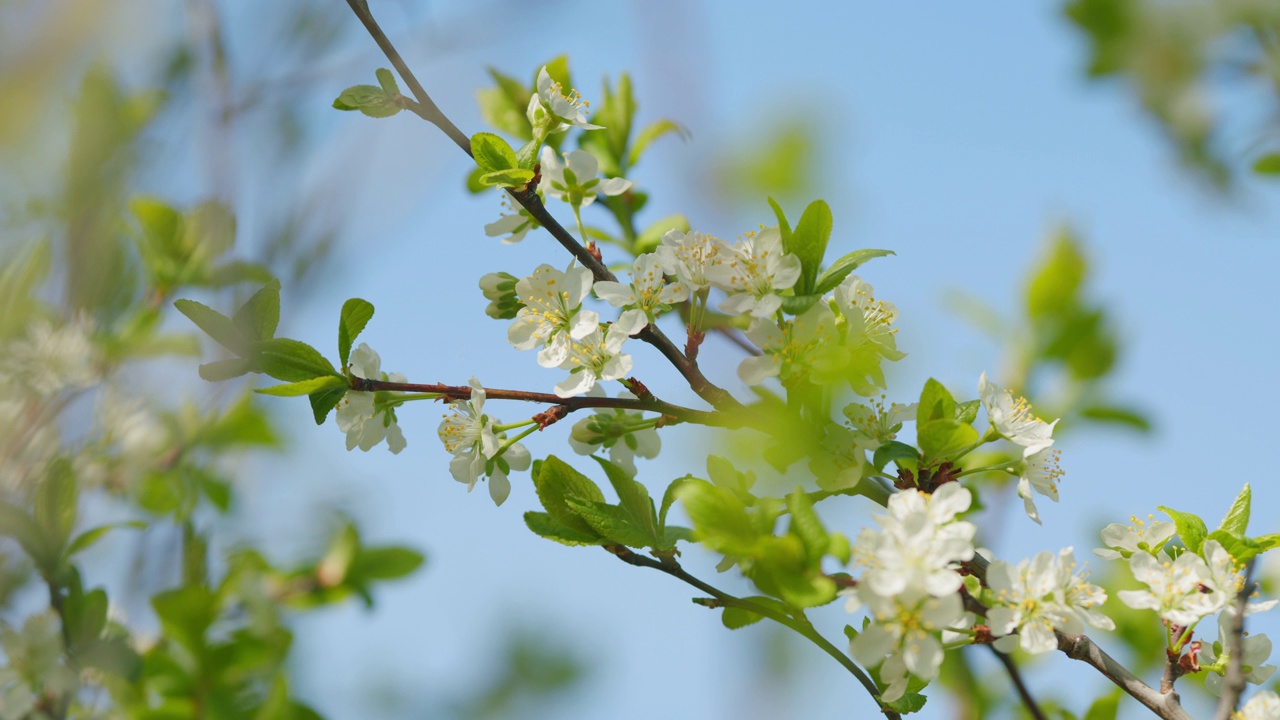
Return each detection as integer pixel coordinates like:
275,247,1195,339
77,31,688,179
110,1,1280,717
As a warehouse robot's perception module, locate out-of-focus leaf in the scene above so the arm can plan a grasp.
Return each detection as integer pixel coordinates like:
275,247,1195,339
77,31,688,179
1078,404,1152,432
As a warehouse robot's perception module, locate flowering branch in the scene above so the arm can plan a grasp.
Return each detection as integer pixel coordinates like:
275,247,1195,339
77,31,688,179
605,545,898,719
351,376,740,428
341,1,744,416
1057,632,1191,720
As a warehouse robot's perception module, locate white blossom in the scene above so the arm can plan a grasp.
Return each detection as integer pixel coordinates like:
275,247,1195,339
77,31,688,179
655,229,727,295
527,66,602,134
987,548,1113,655
3,316,100,395
484,198,539,243
1118,550,1223,626
736,303,840,386
539,147,630,210
1017,446,1063,525
554,323,633,398
978,372,1057,458
437,377,529,506
844,588,967,702
593,252,687,335
567,388,660,476
1236,690,1280,720
853,484,976,598
1094,515,1176,560
507,263,599,367
706,227,801,319
336,344,406,454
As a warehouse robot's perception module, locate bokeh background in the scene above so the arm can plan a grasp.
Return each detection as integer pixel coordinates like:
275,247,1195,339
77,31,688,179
3,1,1279,718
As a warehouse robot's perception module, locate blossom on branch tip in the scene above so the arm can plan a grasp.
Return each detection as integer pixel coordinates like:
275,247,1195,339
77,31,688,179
853,483,976,599
484,197,540,243
1118,547,1224,625
1202,611,1276,696
508,262,599,366
528,66,602,134
538,147,630,210
437,377,529,506
843,587,967,702
1016,446,1063,525
978,372,1057,458
593,252,687,335
568,388,660,476
336,344,407,454
833,275,905,395
986,548,1113,655
706,227,801,319
737,303,843,386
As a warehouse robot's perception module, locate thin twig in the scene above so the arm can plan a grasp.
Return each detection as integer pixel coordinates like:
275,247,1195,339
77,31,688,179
353,376,741,428
1213,560,1258,720
991,647,1048,720
605,545,899,719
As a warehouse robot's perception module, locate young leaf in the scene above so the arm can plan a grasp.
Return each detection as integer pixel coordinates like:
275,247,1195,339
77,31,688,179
34,458,78,554
918,419,979,461
873,441,919,472
253,338,339,383
334,83,401,118
659,476,693,532
479,168,536,188
564,498,654,548
471,132,518,174
918,378,958,424
1217,484,1251,538
627,118,685,168
349,546,424,582
375,68,400,96
309,386,347,426
767,197,793,242
813,249,895,295
67,521,147,556
721,605,765,629
1252,153,1280,176
1026,228,1086,319
338,298,375,367
533,456,608,538
1206,531,1262,564
198,357,253,382
788,199,833,295
785,488,829,563
592,456,658,543
524,511,604,546
677,479,757,555
257,376,349,397
174,299,248,354
231,279,281,343
1158,505,1207,554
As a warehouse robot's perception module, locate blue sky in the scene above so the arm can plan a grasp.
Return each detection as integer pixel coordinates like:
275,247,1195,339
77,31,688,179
83,0,1280,717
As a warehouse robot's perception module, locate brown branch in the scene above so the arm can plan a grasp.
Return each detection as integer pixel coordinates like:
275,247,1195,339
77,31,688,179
341,1,746,416
353,376,742,428
991,647,1048,720
1213,560,1258,720
604,545,898,719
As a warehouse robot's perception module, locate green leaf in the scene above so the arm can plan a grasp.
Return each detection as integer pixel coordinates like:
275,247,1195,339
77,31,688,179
1206,530,1262,564
954,399,980,425
349,546,424,581
35,458,77,554
633,213,689,255
873,441,919,472
918,378,957,423
478,168,536,188
0,501,50,569
1252,153,1280,176
232,279,281,343
1217,484,1251,537
785,488,828,563
813,249,895,296
152,586,216,656
198,357,253,382
532,456,607,539
205,260,274,288
257,375,348,397
1158,505,1207,554
334,83,400,118
677,479,757,555
253,338,339,383
1083,690,1121,720
375,68,400,96
767,197,793,241
1078,404,1152,432
779,293,823,316
174,299,248,354
1255,533,1280,553
564,498,654,548
787,200,833,295
1026,228,1086,319
592,456,658,542
309,386,347,425
471,132,518,174
721,605,765,629
659,477,692,534
524,512,604,546
918,419,979,461
67,521,146,556
706,455,756,503
627,119,685,167
338,298,375,368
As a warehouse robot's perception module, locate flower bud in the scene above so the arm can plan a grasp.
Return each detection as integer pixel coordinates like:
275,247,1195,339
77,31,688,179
479,272,522,319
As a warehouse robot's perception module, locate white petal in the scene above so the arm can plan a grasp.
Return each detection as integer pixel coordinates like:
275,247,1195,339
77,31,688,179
737,355,780,385
555,370,595,398
598,177,632,196
593,281,633,306
488,470,511,506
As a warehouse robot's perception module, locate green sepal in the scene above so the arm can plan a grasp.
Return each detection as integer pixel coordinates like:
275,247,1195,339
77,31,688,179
253,338,339,383
814,249,894,295
257,375,349,397
787,200,833,295
524,511,604,546
338,297,375,367
1216,484,1251,538
1158,505,1207,554
309,386,348,426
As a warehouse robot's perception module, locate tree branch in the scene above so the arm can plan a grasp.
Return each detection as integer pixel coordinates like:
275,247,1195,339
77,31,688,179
1213,560,1258,720
1057,632,1192,720
604,545,899,719
991,647,1048,720
354,376,741,428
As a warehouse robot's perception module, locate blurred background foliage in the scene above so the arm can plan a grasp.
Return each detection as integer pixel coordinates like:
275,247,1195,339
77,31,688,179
0,0,1277,719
